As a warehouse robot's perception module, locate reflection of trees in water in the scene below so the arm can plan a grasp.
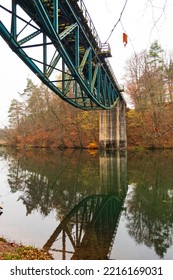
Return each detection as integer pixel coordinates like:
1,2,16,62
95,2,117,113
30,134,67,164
6,148,100,218
5,148,127,260
126,150,173,258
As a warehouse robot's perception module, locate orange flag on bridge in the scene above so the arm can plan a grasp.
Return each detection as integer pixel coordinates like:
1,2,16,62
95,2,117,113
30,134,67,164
123,32,128,47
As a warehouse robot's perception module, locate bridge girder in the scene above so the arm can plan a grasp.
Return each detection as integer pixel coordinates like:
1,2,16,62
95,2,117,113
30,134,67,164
0,0,123,110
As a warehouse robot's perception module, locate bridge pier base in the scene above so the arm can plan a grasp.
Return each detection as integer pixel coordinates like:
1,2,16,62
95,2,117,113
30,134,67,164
99,100,127,150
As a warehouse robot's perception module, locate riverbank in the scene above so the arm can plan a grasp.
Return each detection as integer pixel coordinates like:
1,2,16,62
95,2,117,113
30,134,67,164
0,237,53,260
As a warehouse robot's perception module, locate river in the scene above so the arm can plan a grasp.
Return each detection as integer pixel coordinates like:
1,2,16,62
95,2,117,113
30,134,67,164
0,147,173,260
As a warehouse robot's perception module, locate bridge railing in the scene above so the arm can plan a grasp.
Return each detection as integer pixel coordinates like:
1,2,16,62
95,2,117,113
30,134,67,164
77,0,102,49
76,0,122,92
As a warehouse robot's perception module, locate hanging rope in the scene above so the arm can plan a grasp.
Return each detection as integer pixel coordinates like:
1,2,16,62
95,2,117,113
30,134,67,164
104,0,128,43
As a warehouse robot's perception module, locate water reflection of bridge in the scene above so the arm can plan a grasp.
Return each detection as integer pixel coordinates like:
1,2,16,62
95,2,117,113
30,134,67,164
43,151,127,259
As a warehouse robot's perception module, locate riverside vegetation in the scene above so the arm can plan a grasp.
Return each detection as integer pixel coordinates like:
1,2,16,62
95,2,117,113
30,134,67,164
0,41,172,150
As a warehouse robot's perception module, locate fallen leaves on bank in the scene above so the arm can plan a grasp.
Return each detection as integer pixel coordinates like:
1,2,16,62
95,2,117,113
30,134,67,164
0,238,53,260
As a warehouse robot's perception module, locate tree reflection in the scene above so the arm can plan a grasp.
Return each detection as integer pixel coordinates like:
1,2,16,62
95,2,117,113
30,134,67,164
6,148,100,218
126,150,173,258
5,148,127,260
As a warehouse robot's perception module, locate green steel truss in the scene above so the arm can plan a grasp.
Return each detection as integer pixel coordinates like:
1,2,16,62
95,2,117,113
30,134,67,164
0,0,123,110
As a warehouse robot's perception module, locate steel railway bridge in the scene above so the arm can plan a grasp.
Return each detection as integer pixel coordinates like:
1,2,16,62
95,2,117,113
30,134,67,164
0,0,127,148
0,0,123,109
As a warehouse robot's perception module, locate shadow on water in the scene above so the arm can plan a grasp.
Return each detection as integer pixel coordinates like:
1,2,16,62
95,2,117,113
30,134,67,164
1,148,173,259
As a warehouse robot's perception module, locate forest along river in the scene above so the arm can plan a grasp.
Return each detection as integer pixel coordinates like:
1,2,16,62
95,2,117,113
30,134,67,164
0,147,173,260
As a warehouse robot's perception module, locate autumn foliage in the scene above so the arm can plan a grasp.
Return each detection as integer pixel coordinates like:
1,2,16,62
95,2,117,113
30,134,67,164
7,79,99,148
6,40,173,150
125,41,173,149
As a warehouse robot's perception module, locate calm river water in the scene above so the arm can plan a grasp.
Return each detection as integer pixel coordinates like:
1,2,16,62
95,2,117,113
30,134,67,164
0,147,173,260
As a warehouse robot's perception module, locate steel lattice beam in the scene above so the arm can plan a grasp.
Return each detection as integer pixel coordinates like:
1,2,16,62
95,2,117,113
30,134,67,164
0,0,123,110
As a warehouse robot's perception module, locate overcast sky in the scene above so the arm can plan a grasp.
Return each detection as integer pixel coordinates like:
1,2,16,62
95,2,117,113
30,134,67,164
0,0,173,127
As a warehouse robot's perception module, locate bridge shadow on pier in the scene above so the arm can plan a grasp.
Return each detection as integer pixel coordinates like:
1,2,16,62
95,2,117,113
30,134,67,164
43,151,127,260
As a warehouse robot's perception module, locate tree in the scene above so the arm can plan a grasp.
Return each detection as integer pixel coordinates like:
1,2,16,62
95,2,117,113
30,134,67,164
147,40,164,68
125,50,147,109
164,52,173,103
125,41,165,109
124,41,173,148
8,99,24,130
146,40,165,106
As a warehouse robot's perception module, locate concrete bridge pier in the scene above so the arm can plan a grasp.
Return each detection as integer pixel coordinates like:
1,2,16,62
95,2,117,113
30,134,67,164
99,100,127,150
